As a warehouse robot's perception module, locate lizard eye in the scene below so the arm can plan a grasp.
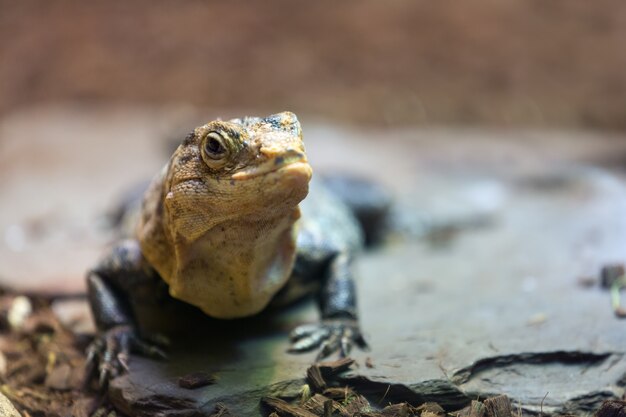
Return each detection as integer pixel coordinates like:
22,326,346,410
201,131,230,169
203,132,227,159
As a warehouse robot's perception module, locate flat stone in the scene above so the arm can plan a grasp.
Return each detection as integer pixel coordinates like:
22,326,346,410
110,143,626,415
5,106,626,416
347,165,626,415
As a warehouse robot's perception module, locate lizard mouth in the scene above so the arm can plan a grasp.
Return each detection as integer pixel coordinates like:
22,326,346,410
231,152,310,181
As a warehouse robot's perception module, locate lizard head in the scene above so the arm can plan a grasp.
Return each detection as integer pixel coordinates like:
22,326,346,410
164,111,312,234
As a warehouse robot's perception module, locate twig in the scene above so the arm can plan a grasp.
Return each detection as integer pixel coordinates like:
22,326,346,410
377,385,391,405
540,392,548,417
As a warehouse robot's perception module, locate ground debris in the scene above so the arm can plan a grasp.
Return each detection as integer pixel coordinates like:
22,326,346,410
600,263,626,318
306,365,327,393
268,388,521,417
415,402,445,416
209,402,235,417
482,395,512,417
306,358,354,396
71,397,100,417
262,396,319,417
380,402,415,417
178,371,217,389
316,358,355,378
594,400,626,417
303,394,349,417
343,393,371,415
600,264,625,289
305,357,356,395
321,387,350,401
453,400,486,417
0,293,110,417
273,361,520,417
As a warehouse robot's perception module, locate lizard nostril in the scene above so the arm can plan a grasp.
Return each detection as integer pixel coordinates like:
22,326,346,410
261,147,304,158
284,149,306,163
262,148,306,165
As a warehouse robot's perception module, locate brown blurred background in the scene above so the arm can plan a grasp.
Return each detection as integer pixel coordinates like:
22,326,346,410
2,0,626,129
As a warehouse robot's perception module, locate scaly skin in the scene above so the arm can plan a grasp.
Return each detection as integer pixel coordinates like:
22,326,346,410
86,112,386,386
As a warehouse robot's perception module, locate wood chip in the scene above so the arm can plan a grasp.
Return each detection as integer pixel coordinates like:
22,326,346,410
577,276,596,288
381,402,413,417
358,412,384,417
306,365,326,393
483,395,512,417
323,399,333,417
316,357,355,378
262,397,319,417
342,393,371,415
594,400,626,417
178,371,217,389
454,400,486,417
601,264,625,288
303,394,349,417
70,397,99,417
322,387,355,401
45,363,72,391
319,386,370,415
416,402,444,416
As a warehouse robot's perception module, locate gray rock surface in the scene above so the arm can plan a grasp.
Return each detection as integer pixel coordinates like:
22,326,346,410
4,106,626,416
110,154,626,415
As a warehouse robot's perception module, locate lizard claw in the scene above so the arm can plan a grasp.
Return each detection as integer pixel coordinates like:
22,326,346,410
288,318,368,360
85,324,168,388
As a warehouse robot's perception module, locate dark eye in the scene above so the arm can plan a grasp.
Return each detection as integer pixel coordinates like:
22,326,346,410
201,131,232,169
204,132,227,159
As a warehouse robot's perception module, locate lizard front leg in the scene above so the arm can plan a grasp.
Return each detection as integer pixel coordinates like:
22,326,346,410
85,239,167,387
289,252,368,360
